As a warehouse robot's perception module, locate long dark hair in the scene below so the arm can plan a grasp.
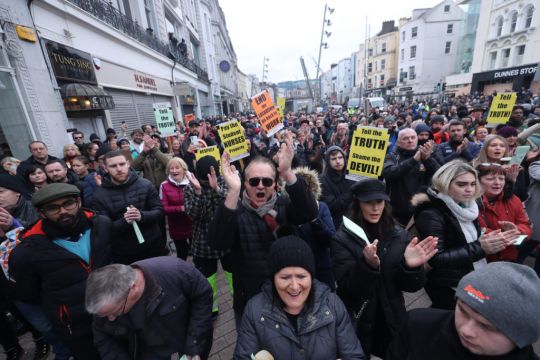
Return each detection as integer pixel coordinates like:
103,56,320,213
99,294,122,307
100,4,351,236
345,200,395,240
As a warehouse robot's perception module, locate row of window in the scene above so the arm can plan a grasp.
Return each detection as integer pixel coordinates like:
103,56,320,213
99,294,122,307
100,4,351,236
399,66,416,82
367,59,386,73
488,44,526,70
367,74,386,87
402,22,454,42
367,42,387,57
493,6,535,38
399,41,452,62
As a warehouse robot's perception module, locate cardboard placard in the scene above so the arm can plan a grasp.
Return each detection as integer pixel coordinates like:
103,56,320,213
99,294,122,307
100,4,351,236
195,145,220,165
184,113,196,124
346,126,389,180
487,93,517,124
217,120,250,162
251,90,283,136
153,102,176,136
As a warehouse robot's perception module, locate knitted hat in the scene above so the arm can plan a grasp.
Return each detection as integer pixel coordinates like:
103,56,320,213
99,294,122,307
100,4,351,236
268,236,315,276
526,133,540,150
32,183,80,208
415,123,432,135
456,262,540,349
497,125,518,138
195,155,220,180
0,173,25,194
324,145,345,163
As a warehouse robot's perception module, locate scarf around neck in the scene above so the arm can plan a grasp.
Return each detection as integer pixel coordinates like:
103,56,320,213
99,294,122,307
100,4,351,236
242,191,279,231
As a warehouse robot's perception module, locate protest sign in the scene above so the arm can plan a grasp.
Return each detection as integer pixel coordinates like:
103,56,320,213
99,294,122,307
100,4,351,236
184,113,196,124
277,97,286,119
251,90,283,136
487,93,517,125
195,145,220,165
153,102,175,136
346,126,389,180
217,120,249,162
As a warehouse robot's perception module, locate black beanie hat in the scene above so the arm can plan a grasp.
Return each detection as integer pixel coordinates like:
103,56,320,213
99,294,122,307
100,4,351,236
0,173,25,194
195,155,220,180
268,236,315,276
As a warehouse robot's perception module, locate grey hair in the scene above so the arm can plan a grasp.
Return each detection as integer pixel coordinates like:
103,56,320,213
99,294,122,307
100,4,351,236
85,264,136,314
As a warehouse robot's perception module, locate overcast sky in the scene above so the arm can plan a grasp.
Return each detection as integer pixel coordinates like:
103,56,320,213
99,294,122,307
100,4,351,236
219,0,446,83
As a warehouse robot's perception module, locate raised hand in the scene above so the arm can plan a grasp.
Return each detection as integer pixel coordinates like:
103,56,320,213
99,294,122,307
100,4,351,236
404,236,438,268
207,166,220,192
363,240,381,269
220,152,241,193
276,133,296,183
503,163,520,183
186,171,202,195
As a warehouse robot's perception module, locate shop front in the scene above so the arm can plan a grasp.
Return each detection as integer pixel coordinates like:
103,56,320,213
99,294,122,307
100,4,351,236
471,63,538,94
95,60,176,133
45,40,114,139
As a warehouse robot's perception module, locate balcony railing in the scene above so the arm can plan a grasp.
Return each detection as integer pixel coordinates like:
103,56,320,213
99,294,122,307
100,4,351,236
66,0,210,83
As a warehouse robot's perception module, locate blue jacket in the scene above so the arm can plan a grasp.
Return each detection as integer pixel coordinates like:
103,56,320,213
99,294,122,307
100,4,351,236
436,141,480,163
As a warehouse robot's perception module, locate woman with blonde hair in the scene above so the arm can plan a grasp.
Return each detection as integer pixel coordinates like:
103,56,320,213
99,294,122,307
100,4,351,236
159,157,192,260
62,144,80,169
413,160,520,309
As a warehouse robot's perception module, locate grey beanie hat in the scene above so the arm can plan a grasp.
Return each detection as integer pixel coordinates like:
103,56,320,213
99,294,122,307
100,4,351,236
455,262,540,349
324,145,345,162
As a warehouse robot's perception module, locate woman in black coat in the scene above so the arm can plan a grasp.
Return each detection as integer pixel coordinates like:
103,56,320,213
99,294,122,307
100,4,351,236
331,179,438,359
412,160,520,310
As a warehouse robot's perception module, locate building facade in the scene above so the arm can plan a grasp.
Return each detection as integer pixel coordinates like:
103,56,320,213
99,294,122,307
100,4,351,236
365,20,399,98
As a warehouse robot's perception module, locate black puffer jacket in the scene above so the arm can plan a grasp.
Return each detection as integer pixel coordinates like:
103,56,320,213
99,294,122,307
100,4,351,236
412,190,485,288
8,211,112,339
207,177,318,313
234,280,365,360
332,224,425,358
382,147,440,224
92,171,166,263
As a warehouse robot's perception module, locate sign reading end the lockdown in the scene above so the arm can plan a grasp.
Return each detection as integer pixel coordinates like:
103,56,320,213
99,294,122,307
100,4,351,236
487,93,517,125
153,102,176,136
251,90,283,136
346,126,389,180
218,120,249,162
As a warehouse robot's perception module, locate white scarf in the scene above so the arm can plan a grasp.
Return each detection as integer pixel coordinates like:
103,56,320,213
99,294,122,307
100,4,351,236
436,192,487,269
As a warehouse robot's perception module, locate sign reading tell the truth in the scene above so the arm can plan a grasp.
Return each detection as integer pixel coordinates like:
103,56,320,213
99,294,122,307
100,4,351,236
217,120,249,162
153,102,176,137
251,90,283,136
487,93,517,125
346,126,389,180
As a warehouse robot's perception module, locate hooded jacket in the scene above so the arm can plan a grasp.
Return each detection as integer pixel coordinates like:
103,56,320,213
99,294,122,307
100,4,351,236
160,176,192,240
234,280,365,360
91,171,166,263
320,146,355,228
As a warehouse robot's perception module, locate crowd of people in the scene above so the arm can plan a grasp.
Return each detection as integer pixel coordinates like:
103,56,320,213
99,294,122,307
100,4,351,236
0,90,539,360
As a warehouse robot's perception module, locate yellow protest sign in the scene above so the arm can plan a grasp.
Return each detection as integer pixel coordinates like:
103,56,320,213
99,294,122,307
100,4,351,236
346,126,389,180
251,90,283,136
218,120,249,162
277,97,286,118
487,93,517,124
195,145,220,165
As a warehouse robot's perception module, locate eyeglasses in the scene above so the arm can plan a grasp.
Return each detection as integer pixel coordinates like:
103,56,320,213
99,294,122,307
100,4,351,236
247,177,274,187
41,198,78,214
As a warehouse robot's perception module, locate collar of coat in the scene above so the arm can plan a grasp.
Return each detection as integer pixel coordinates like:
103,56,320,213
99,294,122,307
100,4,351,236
20,210,96,239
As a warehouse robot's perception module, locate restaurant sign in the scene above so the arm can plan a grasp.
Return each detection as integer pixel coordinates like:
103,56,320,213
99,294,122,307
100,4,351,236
45,40,97,84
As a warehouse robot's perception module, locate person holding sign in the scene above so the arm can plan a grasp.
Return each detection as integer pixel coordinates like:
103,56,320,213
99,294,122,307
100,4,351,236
412,161,521,310
207,134,318,327
331,179,438,359
181,119,216,173
475,163,532,262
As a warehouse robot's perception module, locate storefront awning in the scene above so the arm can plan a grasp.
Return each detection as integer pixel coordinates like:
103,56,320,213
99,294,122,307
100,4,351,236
60,83,115,111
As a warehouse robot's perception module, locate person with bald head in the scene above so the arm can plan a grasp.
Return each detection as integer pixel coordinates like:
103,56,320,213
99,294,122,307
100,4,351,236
382,129,441,225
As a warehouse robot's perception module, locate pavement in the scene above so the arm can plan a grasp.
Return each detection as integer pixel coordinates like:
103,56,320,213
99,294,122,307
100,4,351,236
3,259,539,359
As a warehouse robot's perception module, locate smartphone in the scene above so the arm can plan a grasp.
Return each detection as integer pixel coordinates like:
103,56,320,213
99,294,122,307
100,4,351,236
190,136,198,146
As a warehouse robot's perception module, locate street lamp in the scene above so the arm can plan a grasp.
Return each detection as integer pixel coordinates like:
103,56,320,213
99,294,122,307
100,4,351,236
315,3,334,106
262,56,269,83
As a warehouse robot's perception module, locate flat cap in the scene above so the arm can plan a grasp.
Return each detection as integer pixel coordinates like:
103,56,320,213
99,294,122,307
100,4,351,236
32,183,80,208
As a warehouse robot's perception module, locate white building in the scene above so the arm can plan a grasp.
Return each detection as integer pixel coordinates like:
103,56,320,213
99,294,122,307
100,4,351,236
353,44,366,97
397,0,464,97
469,0,539,94
335,57,353,103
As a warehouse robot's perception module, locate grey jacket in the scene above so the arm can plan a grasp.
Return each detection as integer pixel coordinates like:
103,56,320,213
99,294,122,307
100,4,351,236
234,280,365,360
525,160,540,240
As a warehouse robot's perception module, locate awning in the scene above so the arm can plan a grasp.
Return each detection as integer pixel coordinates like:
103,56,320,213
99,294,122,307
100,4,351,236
60,83,115,111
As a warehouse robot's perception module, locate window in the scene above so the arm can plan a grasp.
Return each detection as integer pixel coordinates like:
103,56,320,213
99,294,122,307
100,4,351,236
501,48,510,67
368,62,372,72
447,24,453,33
445,41,451,54
402,31,405,40
409,66,416,80
381,59,386,69
380,74,385,86
381,43,386,53
510,12,517,33
444,4,450,12
400,69,408,82
489,51,498,69
191,40,200,66
515,45,525,65
526,7,534,28
374,75,377,86
412,27,418,38
375,61,378,71
400,48,404,61
410,45,416,58
496,17,503,36
144,0,155,30
368,48,373,57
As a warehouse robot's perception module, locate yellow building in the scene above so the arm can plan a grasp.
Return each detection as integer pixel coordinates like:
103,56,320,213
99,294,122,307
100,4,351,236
366,21,399,97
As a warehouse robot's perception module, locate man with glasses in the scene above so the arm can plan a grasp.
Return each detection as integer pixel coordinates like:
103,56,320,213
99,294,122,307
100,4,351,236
72,131,86,154
208,135,318,326
85,257,213,360
8,183,112,359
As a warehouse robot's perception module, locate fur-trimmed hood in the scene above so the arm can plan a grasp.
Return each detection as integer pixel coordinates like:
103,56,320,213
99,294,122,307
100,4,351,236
293,166,321,200
410,192,430,207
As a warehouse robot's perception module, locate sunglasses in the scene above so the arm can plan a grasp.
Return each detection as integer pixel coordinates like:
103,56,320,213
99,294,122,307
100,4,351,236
73,136,83,140
247,177,274,187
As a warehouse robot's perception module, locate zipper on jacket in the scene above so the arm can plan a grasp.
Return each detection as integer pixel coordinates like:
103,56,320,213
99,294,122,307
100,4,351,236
59,304,73,335
352,300,369,320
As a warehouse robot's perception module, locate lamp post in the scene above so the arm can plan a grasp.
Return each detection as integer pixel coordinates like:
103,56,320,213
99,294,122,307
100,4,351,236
262,56,269,83
315,4,334,106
